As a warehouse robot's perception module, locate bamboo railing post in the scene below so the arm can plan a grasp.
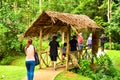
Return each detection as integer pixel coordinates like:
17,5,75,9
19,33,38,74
61,32,65,63
62,32,65,44
39,28,42,69
66,26,70,70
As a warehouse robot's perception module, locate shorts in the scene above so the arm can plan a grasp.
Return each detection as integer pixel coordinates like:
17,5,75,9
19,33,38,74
50,55,57,61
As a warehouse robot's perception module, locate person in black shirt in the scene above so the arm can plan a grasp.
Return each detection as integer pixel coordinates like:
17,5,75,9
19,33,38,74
49,36,59,70
69,35,78,61
100,34,105,52
69,35,78,51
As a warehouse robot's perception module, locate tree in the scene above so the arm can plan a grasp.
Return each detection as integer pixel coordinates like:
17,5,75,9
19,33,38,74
0,0,40,60
106,7,120,43
42,0,80,13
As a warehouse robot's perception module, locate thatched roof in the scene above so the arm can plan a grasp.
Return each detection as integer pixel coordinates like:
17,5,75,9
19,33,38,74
24,11,103,37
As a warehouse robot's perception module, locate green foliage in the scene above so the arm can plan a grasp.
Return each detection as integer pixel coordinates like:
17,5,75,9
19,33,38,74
0,0,40,60
70,60,93,76
94,16,107,27
91,54,120,80
42,0,80,13
70,54,120,80
72,0,108,22
105,42,120,50
0,56,13,65
105,4,120,43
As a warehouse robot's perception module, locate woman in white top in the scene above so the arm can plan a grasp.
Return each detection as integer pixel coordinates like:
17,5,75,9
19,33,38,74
25,39,35,80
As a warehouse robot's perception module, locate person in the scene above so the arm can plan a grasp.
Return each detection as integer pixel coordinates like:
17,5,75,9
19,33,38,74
61,43,67,62
25,39,35,80
100,34,105,52
69,35,78,60
49,36,59,71
69,35,79,66
69,35,78,51
77,33,84,51
87,33,92,49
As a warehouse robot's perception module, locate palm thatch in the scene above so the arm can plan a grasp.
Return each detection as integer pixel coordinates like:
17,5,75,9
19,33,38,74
24,10,103,37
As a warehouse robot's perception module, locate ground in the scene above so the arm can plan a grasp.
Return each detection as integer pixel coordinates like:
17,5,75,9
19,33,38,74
22,65,65,80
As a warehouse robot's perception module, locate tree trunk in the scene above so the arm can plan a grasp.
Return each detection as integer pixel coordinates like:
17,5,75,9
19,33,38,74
39,0,42,13
27,0,30,27
92,31,99,64
108,0,112,49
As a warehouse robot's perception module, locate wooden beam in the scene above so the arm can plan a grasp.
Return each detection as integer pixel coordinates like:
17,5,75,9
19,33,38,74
39,28,42,68
66,26,70,70
62,32,65,44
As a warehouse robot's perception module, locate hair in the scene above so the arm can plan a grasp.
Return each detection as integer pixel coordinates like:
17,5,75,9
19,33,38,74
72,35,76,39
64,43,67,47
52,36,57,41
26,39,32,49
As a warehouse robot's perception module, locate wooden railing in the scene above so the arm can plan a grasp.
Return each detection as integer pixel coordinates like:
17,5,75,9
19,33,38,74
38,50,63,68
38,46,92,69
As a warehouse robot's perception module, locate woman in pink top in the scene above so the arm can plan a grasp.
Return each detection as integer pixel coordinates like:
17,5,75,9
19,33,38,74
25,39,35,80
77,33,84,51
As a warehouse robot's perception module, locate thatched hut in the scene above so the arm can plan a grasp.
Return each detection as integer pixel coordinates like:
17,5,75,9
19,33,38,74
24,10,104,70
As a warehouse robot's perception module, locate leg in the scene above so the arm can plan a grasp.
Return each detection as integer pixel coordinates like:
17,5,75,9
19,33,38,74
53,56,57,70
26,61,31,80
29,61,35,80
50,55,54,67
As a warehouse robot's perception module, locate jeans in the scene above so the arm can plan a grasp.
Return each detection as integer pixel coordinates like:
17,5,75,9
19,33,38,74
26,60,35,80
88,44,92,49
101,43,104,51
78,43,83,51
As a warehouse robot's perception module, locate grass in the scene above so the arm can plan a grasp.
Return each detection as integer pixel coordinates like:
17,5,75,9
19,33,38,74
55,71,91,80
106,50,120,70
0,65,26,80
0,56,26,80
0,50,120,80
0,56,39,80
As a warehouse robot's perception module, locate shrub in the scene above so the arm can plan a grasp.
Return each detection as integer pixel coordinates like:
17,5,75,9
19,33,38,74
70,54,120,80
114,43,120,50
104,42,120,50
0,56,13,65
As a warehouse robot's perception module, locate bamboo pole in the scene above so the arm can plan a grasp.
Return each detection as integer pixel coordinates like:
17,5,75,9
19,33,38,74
66,26,70,70
62,32,65,44
39,28,42,68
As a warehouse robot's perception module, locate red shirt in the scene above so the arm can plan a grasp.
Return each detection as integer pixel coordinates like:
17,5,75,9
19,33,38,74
78,34,83,43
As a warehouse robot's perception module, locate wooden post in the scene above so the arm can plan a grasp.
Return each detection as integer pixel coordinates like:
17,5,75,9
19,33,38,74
39,28,42,68
92,31,99,64
66,26,70,70
62,32,65,44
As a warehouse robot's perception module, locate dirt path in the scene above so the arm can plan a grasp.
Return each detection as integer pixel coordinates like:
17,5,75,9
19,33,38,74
22,65,65,80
